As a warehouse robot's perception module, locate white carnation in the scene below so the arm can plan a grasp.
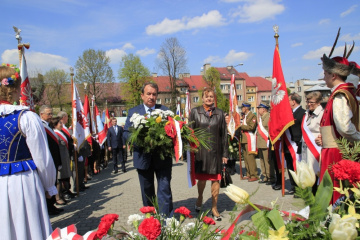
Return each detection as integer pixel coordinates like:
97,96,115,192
127,214,143,225
182,222,195,233
163,110,175,117
130,113,140,123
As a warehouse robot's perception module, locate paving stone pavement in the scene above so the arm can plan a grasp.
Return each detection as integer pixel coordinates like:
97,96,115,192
50,156,304,235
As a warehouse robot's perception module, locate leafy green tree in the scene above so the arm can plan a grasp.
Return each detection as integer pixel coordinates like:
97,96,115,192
75,49,114,101
157,37,187,111
203,67,229,112
44,68,69,110
118,54,151,109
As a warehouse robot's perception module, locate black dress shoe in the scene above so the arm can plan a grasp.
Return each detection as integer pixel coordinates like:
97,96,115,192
123,169,127,173
287,189,295,194
272,185,281,190
258,179,268,184
114,170,118,174
266,181,275,185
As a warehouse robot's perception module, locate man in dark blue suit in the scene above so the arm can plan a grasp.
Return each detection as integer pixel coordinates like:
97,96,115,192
107,118,126,174
123,82,173,216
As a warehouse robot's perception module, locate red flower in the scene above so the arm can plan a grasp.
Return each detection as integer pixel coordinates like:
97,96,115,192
140,206,156,214
174,206,192,218
331,159,360,184
164,123,176,138
100,214,119,225
203,216,216,225
95,221,112,239
138,216,161,240
239,230,246,234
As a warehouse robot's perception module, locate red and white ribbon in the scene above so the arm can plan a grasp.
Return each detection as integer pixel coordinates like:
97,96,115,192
283,129,300,171
257,117,269,147
301,115,321,162
47,225,83,240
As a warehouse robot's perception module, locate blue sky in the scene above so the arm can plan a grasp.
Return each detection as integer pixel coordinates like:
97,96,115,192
1,0,359,83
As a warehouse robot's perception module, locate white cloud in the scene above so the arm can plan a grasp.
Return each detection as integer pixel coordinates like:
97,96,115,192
1,49,70,75
204,50,251,65
230,0,285,23
105,43,136,63
105,48,127,64
291,42,303,47
123,43,135,50
340,33,360,41
146,10,227,36
340,5,357,17
303,46,359,59
319,18,330,25
136,48,156,57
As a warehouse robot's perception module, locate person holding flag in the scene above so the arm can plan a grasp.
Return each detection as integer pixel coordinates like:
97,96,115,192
239,102,258,182
256,101,275,184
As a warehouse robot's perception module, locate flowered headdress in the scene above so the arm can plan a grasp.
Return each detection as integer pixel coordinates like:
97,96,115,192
321,28,355,77
1,63,20,86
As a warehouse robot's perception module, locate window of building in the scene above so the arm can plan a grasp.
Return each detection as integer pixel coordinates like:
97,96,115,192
261,96,266,100
180,87,188,92
220,84,226,90
165,98,171,104
297,87,301,92
193,97,199,103
269,96,272,100
236,84,242,90
248,96,254,102
237,95,242,101
156,99,161,104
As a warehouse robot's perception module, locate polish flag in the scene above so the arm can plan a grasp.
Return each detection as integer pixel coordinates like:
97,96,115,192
19,52,35,111
95,105,107,146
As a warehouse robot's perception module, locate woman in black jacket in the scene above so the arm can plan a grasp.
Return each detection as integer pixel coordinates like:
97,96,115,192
189,88,229,221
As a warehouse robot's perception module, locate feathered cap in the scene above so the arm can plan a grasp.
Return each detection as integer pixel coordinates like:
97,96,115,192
321,28,355,77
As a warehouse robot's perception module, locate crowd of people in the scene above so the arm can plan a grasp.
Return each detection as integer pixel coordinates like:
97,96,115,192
1,34,360,239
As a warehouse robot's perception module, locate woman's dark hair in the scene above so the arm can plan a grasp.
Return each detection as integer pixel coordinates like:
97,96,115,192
49,116,61,129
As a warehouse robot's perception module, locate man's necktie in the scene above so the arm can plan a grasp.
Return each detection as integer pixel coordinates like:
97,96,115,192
148,108,153,116
114,126,117,135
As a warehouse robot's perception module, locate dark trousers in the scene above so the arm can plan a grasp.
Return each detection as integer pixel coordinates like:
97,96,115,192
112,147,125,171
137,165,173,216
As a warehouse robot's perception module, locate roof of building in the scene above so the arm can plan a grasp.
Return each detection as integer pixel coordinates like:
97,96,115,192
303,80,326,86
304,84,330,92
214,67,249,80
246,76,272,92
182,75,209,92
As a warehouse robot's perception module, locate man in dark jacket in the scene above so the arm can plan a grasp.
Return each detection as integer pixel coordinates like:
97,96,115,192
40,105,63,215
123,82,173,217
273,93,305,194
107,118,126,174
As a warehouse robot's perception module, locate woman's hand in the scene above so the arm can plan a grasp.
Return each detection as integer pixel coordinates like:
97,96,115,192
222,157,228,164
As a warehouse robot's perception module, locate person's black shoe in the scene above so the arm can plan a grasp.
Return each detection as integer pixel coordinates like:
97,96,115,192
272,185,281,190
114,170,118,174
266,181,275,185
63,194,72,201
123,169,127,173
287,189,295,195
258,179,268,184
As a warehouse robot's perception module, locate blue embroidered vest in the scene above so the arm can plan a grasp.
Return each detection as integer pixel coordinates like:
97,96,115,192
0,110,36,176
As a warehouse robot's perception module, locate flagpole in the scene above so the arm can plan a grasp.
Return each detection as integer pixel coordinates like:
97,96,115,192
70,68,80,196
273,25,285,197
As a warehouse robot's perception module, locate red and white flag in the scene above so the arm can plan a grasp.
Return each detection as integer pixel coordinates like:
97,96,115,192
19,52,35,111
268,45,294,145
84,95,93,146
72,81,91,151
95,105,107,146
228,74,241,138
184,91,191,120
105,107,112,130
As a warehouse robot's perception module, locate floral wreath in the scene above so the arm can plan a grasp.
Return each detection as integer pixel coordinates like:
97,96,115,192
1,63,20,86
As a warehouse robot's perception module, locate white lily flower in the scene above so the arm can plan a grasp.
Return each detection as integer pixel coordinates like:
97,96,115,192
224,184,249,204
289,161,316,189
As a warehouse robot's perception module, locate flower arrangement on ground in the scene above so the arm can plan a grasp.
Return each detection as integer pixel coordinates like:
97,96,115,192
222,138,360,240
128,109,210,161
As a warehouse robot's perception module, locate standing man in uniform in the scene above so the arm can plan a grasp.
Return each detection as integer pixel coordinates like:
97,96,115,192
239,102,258,182
123,82,173,216
256,101,274,184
